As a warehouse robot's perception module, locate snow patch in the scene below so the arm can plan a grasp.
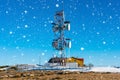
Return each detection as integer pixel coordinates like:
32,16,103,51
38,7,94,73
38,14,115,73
89,67,120,73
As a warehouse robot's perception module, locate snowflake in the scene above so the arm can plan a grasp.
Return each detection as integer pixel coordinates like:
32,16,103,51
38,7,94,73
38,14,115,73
82,24,85,26
45,60,48,63
72,31,75,34
82,24,86,30
47,6,50,9
83,27,86,30
117,27,119,30
42,53,45,56
108,3,112,6
59,51,62,55
54,54,56,57
22,35,26,38
80,47,84,51
9,31,13,34
88,40,92,43
56,4,59,7
27,39,30,42
92,12,95,16
25,25,28,28
3,47,6,50
33,16,36,19
32,59,35,62
42,6,45,9
102,21,106,24
44,24,47,27
96,32,100,35
6,11,8,14
111,42,114,44
109,16,112,19
17,26,20,29
114,56,117,58
115,14,118,17
24,10,28,14
103,41,106,44
29,6,34,10
21,53,24,56
49,20,53,23
86,4,89,8
88,56,92,59
16,46,19,49
61,1,64,3
44,50,47,52
1,28,4,31
74,7,77,10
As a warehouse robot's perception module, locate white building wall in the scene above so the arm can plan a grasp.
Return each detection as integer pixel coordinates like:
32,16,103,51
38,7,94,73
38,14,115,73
66,62,78,68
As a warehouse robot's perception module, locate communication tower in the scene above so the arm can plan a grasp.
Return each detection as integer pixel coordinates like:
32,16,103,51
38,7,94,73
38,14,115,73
52,10,71,65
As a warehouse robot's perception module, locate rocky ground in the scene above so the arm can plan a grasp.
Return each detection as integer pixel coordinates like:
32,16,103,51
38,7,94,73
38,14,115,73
0,70,120,80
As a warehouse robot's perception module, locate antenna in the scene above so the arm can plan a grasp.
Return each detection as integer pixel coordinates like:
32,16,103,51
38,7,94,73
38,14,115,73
52,10,71,66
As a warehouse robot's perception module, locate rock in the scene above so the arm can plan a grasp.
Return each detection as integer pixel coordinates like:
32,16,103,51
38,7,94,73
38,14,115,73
50,77,62,80
65,71,71,74
46,71,54,75
40,73,45,76
15,73,21,78
68,78,76,80
3,75,9,78
26,73,30,76
76,71,81,74
30,74,34,77
9,74,15,78
56,71,64,75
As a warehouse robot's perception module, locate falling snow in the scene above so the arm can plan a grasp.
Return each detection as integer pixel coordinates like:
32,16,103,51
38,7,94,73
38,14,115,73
25,25,28,28
1,28,4,31
21,53,24,56
22,35,26,38
0,0,119,66
103,41,106,45
117,27,119,30
102,21,106,24
56,4,59,7
9,31,13,34
24,10,28,14
5,11,8,14
42,53,45,56
80,47,84,51
96,32,100,35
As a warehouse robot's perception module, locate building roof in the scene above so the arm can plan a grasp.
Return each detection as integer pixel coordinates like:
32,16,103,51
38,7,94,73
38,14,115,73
48,57,66,63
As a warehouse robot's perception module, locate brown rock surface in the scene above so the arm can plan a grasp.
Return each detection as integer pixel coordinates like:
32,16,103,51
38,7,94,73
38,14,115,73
0,70,120,80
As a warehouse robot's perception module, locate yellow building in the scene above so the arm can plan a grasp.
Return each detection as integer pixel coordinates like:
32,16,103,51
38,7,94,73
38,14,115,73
66,57,84,67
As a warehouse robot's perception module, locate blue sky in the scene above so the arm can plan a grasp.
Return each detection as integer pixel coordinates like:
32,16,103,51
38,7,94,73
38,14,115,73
0,0,120,66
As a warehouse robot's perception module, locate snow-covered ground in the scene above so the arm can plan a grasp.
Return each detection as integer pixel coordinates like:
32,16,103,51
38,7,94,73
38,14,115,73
5,64,120,73
64,67,120,73
89,67,120,73
32,65,120,73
